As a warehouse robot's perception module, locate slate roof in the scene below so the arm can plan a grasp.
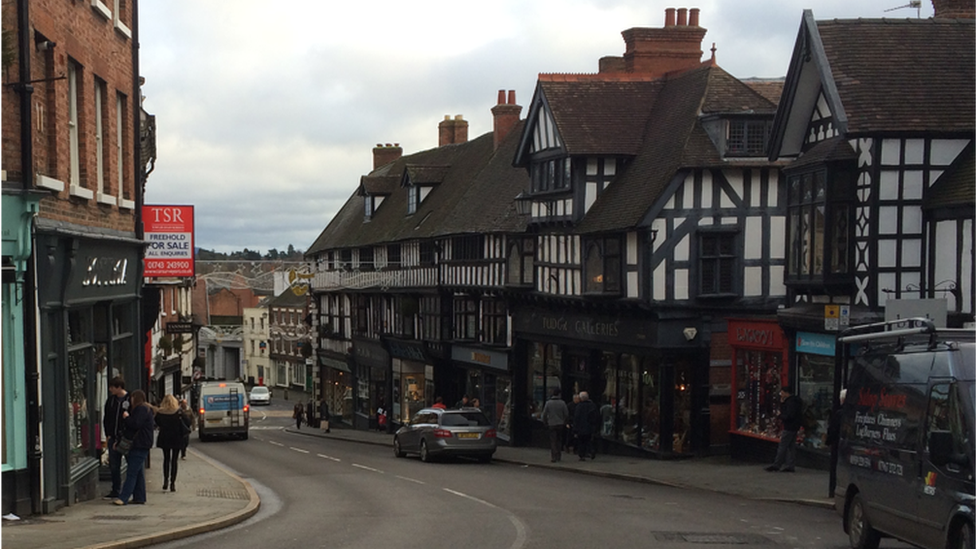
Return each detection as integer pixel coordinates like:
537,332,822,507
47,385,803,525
816,17,975,134
925,141,975,209
359,175,398,196
575,65,778,233
266,286,308,308
306,124,529,255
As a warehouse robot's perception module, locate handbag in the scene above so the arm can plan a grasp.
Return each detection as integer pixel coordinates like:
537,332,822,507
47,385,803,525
116,436,133,455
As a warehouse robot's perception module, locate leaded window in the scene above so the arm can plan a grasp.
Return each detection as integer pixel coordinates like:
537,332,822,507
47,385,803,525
506,238,535,286
786,166,854,285
584,237,621,294
699,231,737,296
453,297,477,340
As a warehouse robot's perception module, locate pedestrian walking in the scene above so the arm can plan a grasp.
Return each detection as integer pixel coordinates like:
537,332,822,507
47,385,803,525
766,386,804,473
307,399,317,429
293,402,305,429
541,388,570,462
155,395,191,492
573,391,599,461
179,399,192,459
319,399,331,433
102,377,130,500
114,390,154,505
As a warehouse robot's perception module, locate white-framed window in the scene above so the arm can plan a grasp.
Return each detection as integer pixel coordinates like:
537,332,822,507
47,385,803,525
68,61,81,188
116,93,124,192
407,186,419,214
113,0,132,38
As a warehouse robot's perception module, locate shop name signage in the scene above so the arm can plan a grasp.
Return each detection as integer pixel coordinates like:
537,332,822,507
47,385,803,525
542,315,621,338
734,327,775,346
796,331,836,356
82,257,128,287
165,322,194,334
451,345,509,371
386,340,426,361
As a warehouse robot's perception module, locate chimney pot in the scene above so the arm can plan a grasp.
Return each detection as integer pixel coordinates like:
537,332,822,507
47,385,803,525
665,7,676,27
492,90,522,152
455,115,463,121
507,90,516,105
497,90,506,104
689,8,700,27
677,8,687,26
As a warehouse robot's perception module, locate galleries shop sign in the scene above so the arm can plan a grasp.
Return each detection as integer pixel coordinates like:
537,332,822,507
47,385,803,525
143,205,195,277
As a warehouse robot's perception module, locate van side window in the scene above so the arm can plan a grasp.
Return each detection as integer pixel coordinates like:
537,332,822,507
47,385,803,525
925,382,970,464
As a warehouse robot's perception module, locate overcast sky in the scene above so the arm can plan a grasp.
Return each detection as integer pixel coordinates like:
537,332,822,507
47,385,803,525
139,1,935,255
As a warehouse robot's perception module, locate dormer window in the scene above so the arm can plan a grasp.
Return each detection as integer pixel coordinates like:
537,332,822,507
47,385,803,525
363,195,385,220
727,119,771,156
407,185,420,214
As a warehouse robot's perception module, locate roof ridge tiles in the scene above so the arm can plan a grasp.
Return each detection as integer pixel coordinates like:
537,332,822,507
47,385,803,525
539,72,663,82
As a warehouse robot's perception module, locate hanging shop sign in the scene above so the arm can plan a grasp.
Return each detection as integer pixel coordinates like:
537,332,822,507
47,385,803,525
143,204,195,277
165,321,194,334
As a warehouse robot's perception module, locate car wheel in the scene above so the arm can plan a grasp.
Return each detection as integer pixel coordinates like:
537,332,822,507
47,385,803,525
393,437,406,458
848,493,880,549
955,521,974,549
420,440,431,463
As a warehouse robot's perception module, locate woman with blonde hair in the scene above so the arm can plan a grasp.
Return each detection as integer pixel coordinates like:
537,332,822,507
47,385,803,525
155,394,191,492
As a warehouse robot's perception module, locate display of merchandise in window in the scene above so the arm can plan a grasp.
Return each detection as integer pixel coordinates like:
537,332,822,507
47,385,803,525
735,350,783,438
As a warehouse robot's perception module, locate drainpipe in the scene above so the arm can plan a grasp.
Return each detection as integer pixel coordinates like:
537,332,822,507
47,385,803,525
16,0,43,515
132,0,146,394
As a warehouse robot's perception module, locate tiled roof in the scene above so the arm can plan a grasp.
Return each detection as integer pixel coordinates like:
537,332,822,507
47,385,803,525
577,65,778,233
359,175,399,196
816,17,975,134
539,77,663,156
741,79,785,105
925,142,975,209
785,136,858,172
306,124,530,255
404,165,450,185
266,286,308,307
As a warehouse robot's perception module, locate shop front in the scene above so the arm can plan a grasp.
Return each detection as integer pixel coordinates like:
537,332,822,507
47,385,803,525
514,307,707,457
385,337,435,429
34,232,143,511
451,345,513,441
727,318,789,462
793,331,836,461
1,190,41,516
351,338,389,431
319,354,353,426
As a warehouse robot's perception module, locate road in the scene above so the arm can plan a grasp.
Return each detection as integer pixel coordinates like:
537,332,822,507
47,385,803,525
156,400,877,549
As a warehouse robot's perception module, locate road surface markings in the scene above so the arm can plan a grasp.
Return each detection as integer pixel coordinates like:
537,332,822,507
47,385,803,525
269,441,284,447
395,475,425,485
442,488,527,549
352,463,383,473
317,454,341,462
290,447,310,454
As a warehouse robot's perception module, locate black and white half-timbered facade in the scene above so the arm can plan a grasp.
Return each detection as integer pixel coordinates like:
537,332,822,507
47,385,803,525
766,8,974,465
510,9,789,456
306,95,530,435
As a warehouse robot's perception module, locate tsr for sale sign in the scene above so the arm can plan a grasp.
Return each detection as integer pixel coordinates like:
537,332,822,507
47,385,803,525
143,205,195,277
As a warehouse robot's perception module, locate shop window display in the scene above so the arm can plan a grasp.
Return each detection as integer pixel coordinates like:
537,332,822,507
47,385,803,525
528,343,561,420
672,360,693,454
641,365,661,450
67,310,94,467
495,377,513,441
735,350,783,438
597,353,649,449
618,354,640,446
797,353,833,450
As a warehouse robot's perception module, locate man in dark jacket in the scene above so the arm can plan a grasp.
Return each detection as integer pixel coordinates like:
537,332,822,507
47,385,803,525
766,387,804,472
102,377,130,499
573,391,599,461
541,388,570,463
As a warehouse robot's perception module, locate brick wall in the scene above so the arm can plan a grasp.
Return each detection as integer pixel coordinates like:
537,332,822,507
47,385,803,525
2,0,137,234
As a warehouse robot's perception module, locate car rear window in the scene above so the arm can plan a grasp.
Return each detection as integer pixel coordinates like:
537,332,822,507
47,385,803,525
252,387,269,394
440,412,491,427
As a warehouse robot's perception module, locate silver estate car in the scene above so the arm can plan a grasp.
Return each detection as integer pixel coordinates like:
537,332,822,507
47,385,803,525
393,408,497,463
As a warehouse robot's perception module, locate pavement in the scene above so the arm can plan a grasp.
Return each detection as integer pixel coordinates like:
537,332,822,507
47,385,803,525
1,426,833,549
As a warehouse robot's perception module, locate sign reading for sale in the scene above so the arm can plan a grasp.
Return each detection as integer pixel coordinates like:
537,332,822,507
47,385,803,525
143,205,195,277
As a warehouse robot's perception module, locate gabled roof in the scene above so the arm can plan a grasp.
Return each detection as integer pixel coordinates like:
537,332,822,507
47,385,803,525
266,286,308,308
306,124,529,256
403,165,450,186
926,141,975,209
514,75,663,164
575,65,778,233
359,175,398,196
770,11,975,157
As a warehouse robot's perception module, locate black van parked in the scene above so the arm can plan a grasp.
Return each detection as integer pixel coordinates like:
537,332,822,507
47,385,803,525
836,318,974,549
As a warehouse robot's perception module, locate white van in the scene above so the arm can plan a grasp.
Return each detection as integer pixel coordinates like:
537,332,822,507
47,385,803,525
197,381,249,441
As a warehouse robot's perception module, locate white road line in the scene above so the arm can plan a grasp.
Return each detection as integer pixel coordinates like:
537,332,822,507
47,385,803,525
289,447,310,454
269,441,284,446
317,454,341,462
395,475,425,485
442,488,527,549
351,463,383,473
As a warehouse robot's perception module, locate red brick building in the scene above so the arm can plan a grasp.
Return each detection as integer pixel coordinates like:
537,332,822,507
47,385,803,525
2,0,149,513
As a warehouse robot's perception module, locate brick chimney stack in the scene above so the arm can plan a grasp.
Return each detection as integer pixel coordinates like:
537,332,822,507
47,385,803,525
602,7,707,78
373,143,402,169
438,115,468,147
491,90,522,151
931,0,975,18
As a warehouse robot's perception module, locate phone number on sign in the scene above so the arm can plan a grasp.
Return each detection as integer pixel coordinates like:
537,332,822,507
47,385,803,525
146,260,192,271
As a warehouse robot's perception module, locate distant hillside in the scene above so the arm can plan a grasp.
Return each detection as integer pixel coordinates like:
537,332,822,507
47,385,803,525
195,245,305,261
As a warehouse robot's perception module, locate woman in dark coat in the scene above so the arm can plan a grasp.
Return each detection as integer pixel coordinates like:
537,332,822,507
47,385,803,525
155,394,190,492
114,390,155,505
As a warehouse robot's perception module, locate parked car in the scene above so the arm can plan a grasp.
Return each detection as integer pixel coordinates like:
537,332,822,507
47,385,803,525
394,407,496,463
249,385,271,406
836,318,974,549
